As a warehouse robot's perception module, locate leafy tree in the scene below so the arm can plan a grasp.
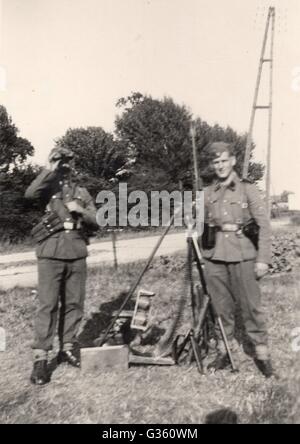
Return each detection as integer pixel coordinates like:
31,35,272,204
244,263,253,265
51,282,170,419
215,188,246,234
0,105,34,172
0,105,38,242
0,165,42,242
192,118,264,185
115,93,192,186
115,93,264,192
56,127,128,197
0,95,267,242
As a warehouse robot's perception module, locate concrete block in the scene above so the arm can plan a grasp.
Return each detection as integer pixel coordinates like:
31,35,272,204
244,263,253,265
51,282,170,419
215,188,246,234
81,345,129,374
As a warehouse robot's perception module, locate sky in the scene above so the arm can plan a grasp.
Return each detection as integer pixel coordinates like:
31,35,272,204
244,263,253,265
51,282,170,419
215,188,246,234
0,0,299,195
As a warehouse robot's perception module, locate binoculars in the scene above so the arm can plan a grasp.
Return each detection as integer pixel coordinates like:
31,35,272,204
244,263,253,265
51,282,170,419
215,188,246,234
49,147,74,164
52,154,74,163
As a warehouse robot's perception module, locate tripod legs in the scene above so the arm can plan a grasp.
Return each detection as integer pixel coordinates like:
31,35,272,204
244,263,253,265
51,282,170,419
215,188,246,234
190,331,204,374
173,329,203,374
189,235,239,373
216,316,239,373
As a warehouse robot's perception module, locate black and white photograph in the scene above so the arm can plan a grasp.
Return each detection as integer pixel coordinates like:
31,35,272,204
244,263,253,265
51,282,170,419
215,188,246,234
0,0,300,426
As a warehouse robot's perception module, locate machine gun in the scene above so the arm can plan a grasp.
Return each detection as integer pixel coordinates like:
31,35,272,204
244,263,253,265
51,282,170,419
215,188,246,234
170,225,238,373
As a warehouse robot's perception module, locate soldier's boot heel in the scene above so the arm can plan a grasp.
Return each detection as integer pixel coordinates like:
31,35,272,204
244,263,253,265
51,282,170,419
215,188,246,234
30,360,50,385
254,358,274,378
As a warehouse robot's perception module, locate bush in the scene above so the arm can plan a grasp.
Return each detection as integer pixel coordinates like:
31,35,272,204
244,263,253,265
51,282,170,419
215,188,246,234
290,215,300,226
270,233,298,274
0,165,42,243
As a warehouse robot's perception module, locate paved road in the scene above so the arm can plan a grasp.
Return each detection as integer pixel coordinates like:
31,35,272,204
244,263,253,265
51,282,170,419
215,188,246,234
0,233,186,291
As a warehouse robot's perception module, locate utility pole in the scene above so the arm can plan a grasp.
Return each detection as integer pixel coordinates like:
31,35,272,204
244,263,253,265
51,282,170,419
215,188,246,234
266,8,275,218
190,123,202,192
243,7,276,217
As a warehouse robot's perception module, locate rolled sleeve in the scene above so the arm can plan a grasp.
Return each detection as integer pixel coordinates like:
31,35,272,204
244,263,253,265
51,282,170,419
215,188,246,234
25,169,59,202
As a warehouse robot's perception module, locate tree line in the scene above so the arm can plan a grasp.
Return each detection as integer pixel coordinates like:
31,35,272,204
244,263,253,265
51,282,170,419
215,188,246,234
0,93,264,243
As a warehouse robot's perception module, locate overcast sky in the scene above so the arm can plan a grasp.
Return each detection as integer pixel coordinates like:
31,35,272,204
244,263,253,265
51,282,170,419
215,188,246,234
0,0,299,194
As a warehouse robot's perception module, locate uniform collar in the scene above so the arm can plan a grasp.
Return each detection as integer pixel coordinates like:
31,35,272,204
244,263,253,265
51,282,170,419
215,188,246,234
214,171,240,192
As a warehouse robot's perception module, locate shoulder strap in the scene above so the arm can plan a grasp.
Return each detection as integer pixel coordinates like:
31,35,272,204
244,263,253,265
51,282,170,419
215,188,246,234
240,181,254,223
204,185,215,223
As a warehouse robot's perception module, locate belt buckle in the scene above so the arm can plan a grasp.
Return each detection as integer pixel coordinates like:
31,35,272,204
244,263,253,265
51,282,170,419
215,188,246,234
222,223,238,232
64,221,74,230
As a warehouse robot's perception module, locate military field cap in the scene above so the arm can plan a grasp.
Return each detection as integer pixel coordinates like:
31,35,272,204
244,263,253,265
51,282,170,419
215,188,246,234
208,142,234,159
48,146,74,162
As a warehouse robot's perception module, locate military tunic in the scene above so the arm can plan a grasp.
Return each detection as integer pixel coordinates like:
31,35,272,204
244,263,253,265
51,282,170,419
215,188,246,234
25,169,97,351
203,171,271,263
202,171,271,348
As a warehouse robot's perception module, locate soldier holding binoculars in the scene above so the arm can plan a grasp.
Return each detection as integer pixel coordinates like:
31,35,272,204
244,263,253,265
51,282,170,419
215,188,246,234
25,146,98,385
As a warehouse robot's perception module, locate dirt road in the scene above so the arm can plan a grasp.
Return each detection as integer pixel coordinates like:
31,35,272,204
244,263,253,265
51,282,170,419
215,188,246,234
0,218,291,291
0,233,186,290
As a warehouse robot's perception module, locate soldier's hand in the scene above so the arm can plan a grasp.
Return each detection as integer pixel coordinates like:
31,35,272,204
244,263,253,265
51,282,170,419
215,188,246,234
255,262,269,280
49,159,61,172
66,201,84,215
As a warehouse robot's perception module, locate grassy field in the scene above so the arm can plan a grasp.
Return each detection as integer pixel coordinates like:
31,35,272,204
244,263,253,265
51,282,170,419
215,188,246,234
0,253,300,424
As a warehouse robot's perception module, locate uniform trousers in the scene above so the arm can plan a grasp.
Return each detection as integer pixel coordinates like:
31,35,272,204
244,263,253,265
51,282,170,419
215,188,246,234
32,258,87,351
204,259,268,348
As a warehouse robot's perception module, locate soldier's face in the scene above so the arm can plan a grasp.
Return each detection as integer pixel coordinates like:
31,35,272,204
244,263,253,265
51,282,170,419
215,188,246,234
212,152,236,180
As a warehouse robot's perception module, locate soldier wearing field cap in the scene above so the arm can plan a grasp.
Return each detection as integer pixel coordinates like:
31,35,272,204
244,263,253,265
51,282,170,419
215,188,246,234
25,146,98,385
202,141,273,377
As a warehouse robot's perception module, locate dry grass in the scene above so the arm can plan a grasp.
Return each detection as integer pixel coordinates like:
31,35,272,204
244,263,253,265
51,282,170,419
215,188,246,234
0,255,299,424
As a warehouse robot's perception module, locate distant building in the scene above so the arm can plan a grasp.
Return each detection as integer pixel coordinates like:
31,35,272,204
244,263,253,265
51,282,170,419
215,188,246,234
277,202,289,210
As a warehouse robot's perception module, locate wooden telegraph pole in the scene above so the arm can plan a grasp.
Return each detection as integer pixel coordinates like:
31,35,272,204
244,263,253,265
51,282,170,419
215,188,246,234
190,122,201,192
243,7,276,217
